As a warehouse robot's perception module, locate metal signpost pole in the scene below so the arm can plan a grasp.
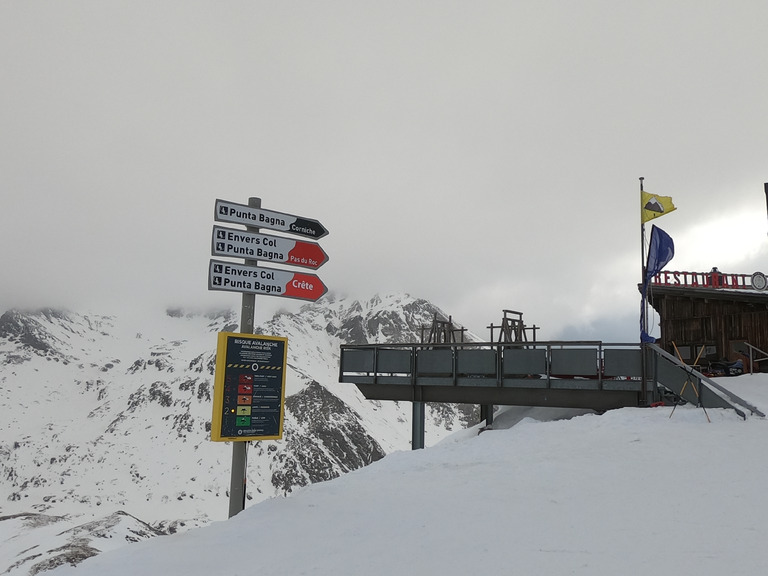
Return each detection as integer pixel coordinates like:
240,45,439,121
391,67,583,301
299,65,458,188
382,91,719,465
228,197,260,518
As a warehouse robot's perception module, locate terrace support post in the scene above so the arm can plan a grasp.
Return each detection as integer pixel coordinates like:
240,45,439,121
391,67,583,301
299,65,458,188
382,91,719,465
641,343,661,406
481,404,494,427
640,343,648,405
412,401,425,449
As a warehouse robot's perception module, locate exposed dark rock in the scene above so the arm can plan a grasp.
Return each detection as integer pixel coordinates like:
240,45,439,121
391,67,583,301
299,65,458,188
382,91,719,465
339,315,368,344
148,382,173,407
0,309,66,356
273,381,386,493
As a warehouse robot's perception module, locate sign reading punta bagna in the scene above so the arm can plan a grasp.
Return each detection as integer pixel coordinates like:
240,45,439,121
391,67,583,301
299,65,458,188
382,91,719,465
215,198,328,239
211,225,329,270
208,260,327,301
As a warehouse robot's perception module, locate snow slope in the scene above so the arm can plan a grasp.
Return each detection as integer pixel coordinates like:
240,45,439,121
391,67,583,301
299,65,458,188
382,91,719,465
49,376,768,576
0,295,479,574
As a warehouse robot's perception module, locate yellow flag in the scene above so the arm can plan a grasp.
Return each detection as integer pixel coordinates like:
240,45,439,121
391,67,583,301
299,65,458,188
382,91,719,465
641,190,676,223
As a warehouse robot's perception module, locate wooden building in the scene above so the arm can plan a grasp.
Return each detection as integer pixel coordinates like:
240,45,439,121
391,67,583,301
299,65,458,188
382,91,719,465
647,269,768,369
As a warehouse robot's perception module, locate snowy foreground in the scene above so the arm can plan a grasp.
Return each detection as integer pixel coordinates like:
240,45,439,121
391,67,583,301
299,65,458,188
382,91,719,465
49,376,768,576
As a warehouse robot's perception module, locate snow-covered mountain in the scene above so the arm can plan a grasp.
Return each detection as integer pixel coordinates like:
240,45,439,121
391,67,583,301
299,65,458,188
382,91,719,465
0,294,478,575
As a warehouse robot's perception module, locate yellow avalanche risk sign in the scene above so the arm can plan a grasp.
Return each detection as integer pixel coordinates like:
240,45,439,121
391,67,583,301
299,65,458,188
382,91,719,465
211,332,287,442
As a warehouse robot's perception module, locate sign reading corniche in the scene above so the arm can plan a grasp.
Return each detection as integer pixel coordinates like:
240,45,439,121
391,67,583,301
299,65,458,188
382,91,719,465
214,199,328,239
208,259,327,301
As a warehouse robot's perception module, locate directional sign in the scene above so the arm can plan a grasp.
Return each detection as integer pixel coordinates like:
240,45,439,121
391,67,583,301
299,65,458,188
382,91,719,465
214,199,328,239
208,260,327,301
211,332,287,441
211,225,329,270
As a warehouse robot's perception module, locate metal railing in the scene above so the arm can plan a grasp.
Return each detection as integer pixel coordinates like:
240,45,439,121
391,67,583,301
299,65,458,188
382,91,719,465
645,343,764,419
732,341,768,374
340,340,644,392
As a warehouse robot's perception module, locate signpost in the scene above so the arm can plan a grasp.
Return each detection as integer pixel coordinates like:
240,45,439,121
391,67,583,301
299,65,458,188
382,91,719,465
208,196,328,518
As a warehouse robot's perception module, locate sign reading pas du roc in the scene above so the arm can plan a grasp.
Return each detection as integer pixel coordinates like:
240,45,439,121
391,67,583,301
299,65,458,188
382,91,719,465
211,225,328,270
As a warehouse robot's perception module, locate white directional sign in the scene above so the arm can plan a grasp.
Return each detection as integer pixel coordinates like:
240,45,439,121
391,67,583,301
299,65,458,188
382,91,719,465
208,260,327,302
211,225,329,270
215,199,328,239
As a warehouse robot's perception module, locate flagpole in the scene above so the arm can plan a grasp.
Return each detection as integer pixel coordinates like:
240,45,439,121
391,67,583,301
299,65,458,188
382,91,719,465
640,177,647,339
764,182,768,237
640,176,645,267
639,176,648,403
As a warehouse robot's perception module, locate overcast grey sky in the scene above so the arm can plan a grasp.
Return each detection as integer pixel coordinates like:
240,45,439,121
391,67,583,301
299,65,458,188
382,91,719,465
2,1,767,341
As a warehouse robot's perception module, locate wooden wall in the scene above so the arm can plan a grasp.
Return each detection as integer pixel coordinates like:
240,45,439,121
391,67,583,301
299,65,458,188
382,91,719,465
651,289,768,366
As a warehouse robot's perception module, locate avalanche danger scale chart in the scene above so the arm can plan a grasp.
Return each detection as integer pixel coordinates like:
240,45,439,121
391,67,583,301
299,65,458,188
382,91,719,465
211,333,288,442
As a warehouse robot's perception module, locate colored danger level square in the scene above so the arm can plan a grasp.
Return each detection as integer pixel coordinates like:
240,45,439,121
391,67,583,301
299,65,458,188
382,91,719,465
238,384,253,394
236,406,252,416
237,395,251,405
235,416,251,427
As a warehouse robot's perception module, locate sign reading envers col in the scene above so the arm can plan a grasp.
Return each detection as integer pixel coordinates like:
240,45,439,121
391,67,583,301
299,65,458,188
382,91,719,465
209,260,327,302
212,225,329,270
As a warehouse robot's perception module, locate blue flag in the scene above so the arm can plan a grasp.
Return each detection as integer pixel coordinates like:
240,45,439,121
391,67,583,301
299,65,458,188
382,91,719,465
645,225,675,288
641,225,674,342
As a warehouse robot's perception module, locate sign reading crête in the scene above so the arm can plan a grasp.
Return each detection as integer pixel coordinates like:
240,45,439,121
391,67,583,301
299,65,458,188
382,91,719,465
208,260,327,301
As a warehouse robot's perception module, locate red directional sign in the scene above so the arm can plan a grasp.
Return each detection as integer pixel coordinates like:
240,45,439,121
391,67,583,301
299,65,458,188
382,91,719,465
208,260,327,302
212,226,329,270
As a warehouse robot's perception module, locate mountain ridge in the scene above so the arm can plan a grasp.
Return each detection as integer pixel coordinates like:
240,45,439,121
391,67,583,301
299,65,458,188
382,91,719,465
0,293,477,575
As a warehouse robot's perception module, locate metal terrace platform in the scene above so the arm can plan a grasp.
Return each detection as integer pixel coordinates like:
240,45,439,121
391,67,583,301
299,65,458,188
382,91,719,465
339,340,764,448
339,341,650,412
